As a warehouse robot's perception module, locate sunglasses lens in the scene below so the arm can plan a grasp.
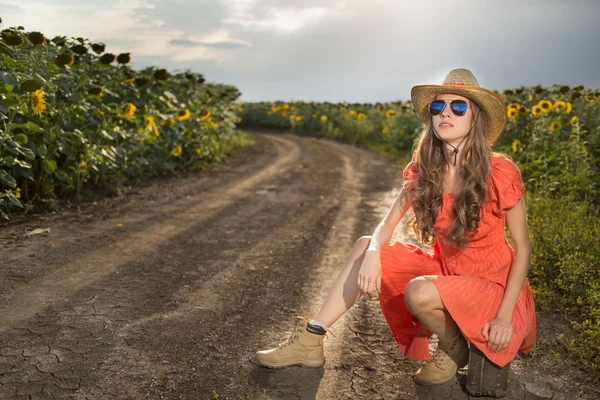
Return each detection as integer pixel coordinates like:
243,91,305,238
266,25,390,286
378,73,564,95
450,100,468,116
429,100,446,116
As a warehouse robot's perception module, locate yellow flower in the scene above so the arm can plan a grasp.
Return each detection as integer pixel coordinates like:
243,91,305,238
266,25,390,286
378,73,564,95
549,121,562,132
295,115,304,122
196,148,202,155
145,116,159,136
507,103,521,111
357,113,366,120
123,76,136,83
281,111,288,117
78,161,88,170
349,110,357,116
320,115,328,122
123,103,136,119
199,109,211,121
553,100,567,112
531,105,543,116
236,117,242,123
564,102,572,114
30,89,46,115
161,118,175,127
570,115,579,124
511,139,522,153
382,126,389,135
15,188,21,199
538,100,552,112
173,145,183,157
176,109,191,121
507,107,519,119
386,109,396,119
584,95,594,103
210,121,217,129
283,103,290,110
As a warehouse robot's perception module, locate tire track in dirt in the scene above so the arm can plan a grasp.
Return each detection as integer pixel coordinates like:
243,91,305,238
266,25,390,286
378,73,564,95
0,135,300,332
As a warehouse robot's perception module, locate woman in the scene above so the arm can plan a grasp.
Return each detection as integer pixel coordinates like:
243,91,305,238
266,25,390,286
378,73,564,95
254,68,537,386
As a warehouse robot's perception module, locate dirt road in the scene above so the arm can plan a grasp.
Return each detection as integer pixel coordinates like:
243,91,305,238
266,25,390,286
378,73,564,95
0,130,594,399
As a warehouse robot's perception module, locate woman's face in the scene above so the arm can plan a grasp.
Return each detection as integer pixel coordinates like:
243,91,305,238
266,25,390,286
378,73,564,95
431,93,474,148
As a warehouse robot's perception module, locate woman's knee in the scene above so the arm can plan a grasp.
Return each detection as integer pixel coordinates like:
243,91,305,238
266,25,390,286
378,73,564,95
404,277,436,314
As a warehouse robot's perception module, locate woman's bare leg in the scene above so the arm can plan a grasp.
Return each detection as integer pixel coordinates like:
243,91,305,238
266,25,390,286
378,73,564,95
312,235,373,327
405,277,459,342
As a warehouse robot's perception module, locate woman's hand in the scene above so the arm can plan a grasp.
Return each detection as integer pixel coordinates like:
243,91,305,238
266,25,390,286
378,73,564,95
358,249,381,299
481,318,513,352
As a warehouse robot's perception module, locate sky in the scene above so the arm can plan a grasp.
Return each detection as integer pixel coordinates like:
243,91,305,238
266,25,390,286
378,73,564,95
1,0,599,103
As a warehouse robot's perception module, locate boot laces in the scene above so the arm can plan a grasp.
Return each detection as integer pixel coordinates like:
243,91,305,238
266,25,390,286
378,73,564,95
431,336,459,368
275,316,337,348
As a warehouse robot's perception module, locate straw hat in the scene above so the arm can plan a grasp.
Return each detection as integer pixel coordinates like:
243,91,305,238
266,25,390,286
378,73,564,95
410,68,507,145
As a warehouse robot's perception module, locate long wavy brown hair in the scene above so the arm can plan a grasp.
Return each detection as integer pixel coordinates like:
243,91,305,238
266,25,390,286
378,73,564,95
406,98,493,249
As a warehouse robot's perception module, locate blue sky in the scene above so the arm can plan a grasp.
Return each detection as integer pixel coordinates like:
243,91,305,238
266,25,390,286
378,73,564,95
2,0,598,103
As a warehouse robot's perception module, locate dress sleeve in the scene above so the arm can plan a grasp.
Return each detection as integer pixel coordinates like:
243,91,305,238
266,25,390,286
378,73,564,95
403,160,418,183
492,157,525,216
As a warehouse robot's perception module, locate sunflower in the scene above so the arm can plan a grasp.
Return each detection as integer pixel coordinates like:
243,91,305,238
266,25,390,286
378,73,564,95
538,100,552,112
570,115,579,124
349,110,357,116
584,95,594,103
199,109,211,121
210,121,217,129
123,103,136,119
357,113,366,120
382,126,389,135
320,115,328,122
549,121,562,132
531,105,543,116
512,139,522,153
295,115,304,122
281,111,288,117
30,89,46,115
508,103,521,111
161,118,176,127
564,102,572,114
145,116,159,137
553,100,567,112
519,107,528,115
15,188,21,199
176,109,191,121
386,109,396,119
507,107,519,119
173,145,183,157
283,103,290,110
236,117,242,124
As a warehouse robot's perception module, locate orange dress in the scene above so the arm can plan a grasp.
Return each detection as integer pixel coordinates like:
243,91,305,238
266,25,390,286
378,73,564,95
378,153,536,369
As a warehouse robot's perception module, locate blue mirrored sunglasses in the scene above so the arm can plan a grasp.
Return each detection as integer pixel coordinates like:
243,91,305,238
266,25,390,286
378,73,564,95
428,100,469,117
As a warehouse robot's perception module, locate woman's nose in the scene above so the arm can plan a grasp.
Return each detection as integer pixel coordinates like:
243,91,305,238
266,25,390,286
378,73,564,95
440,106,452,118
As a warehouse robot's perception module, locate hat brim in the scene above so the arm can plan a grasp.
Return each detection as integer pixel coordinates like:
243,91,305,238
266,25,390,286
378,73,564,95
410,85,507,145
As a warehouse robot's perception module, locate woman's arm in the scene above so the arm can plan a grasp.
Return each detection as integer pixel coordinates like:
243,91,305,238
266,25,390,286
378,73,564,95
497,197,531,321
482,197,531,352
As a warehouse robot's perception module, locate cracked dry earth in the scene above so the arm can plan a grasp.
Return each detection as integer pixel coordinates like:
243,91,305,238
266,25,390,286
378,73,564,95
0,130,597,400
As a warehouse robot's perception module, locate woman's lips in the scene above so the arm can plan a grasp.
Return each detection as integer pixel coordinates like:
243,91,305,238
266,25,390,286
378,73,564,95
439,122,454,128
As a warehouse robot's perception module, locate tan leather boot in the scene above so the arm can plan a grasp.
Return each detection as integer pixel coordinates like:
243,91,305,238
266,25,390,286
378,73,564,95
414,331,470,385
255,316,333,369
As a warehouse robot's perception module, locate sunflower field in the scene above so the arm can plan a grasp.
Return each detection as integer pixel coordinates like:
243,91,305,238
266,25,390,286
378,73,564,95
0,25,249,219
238,86,600,370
